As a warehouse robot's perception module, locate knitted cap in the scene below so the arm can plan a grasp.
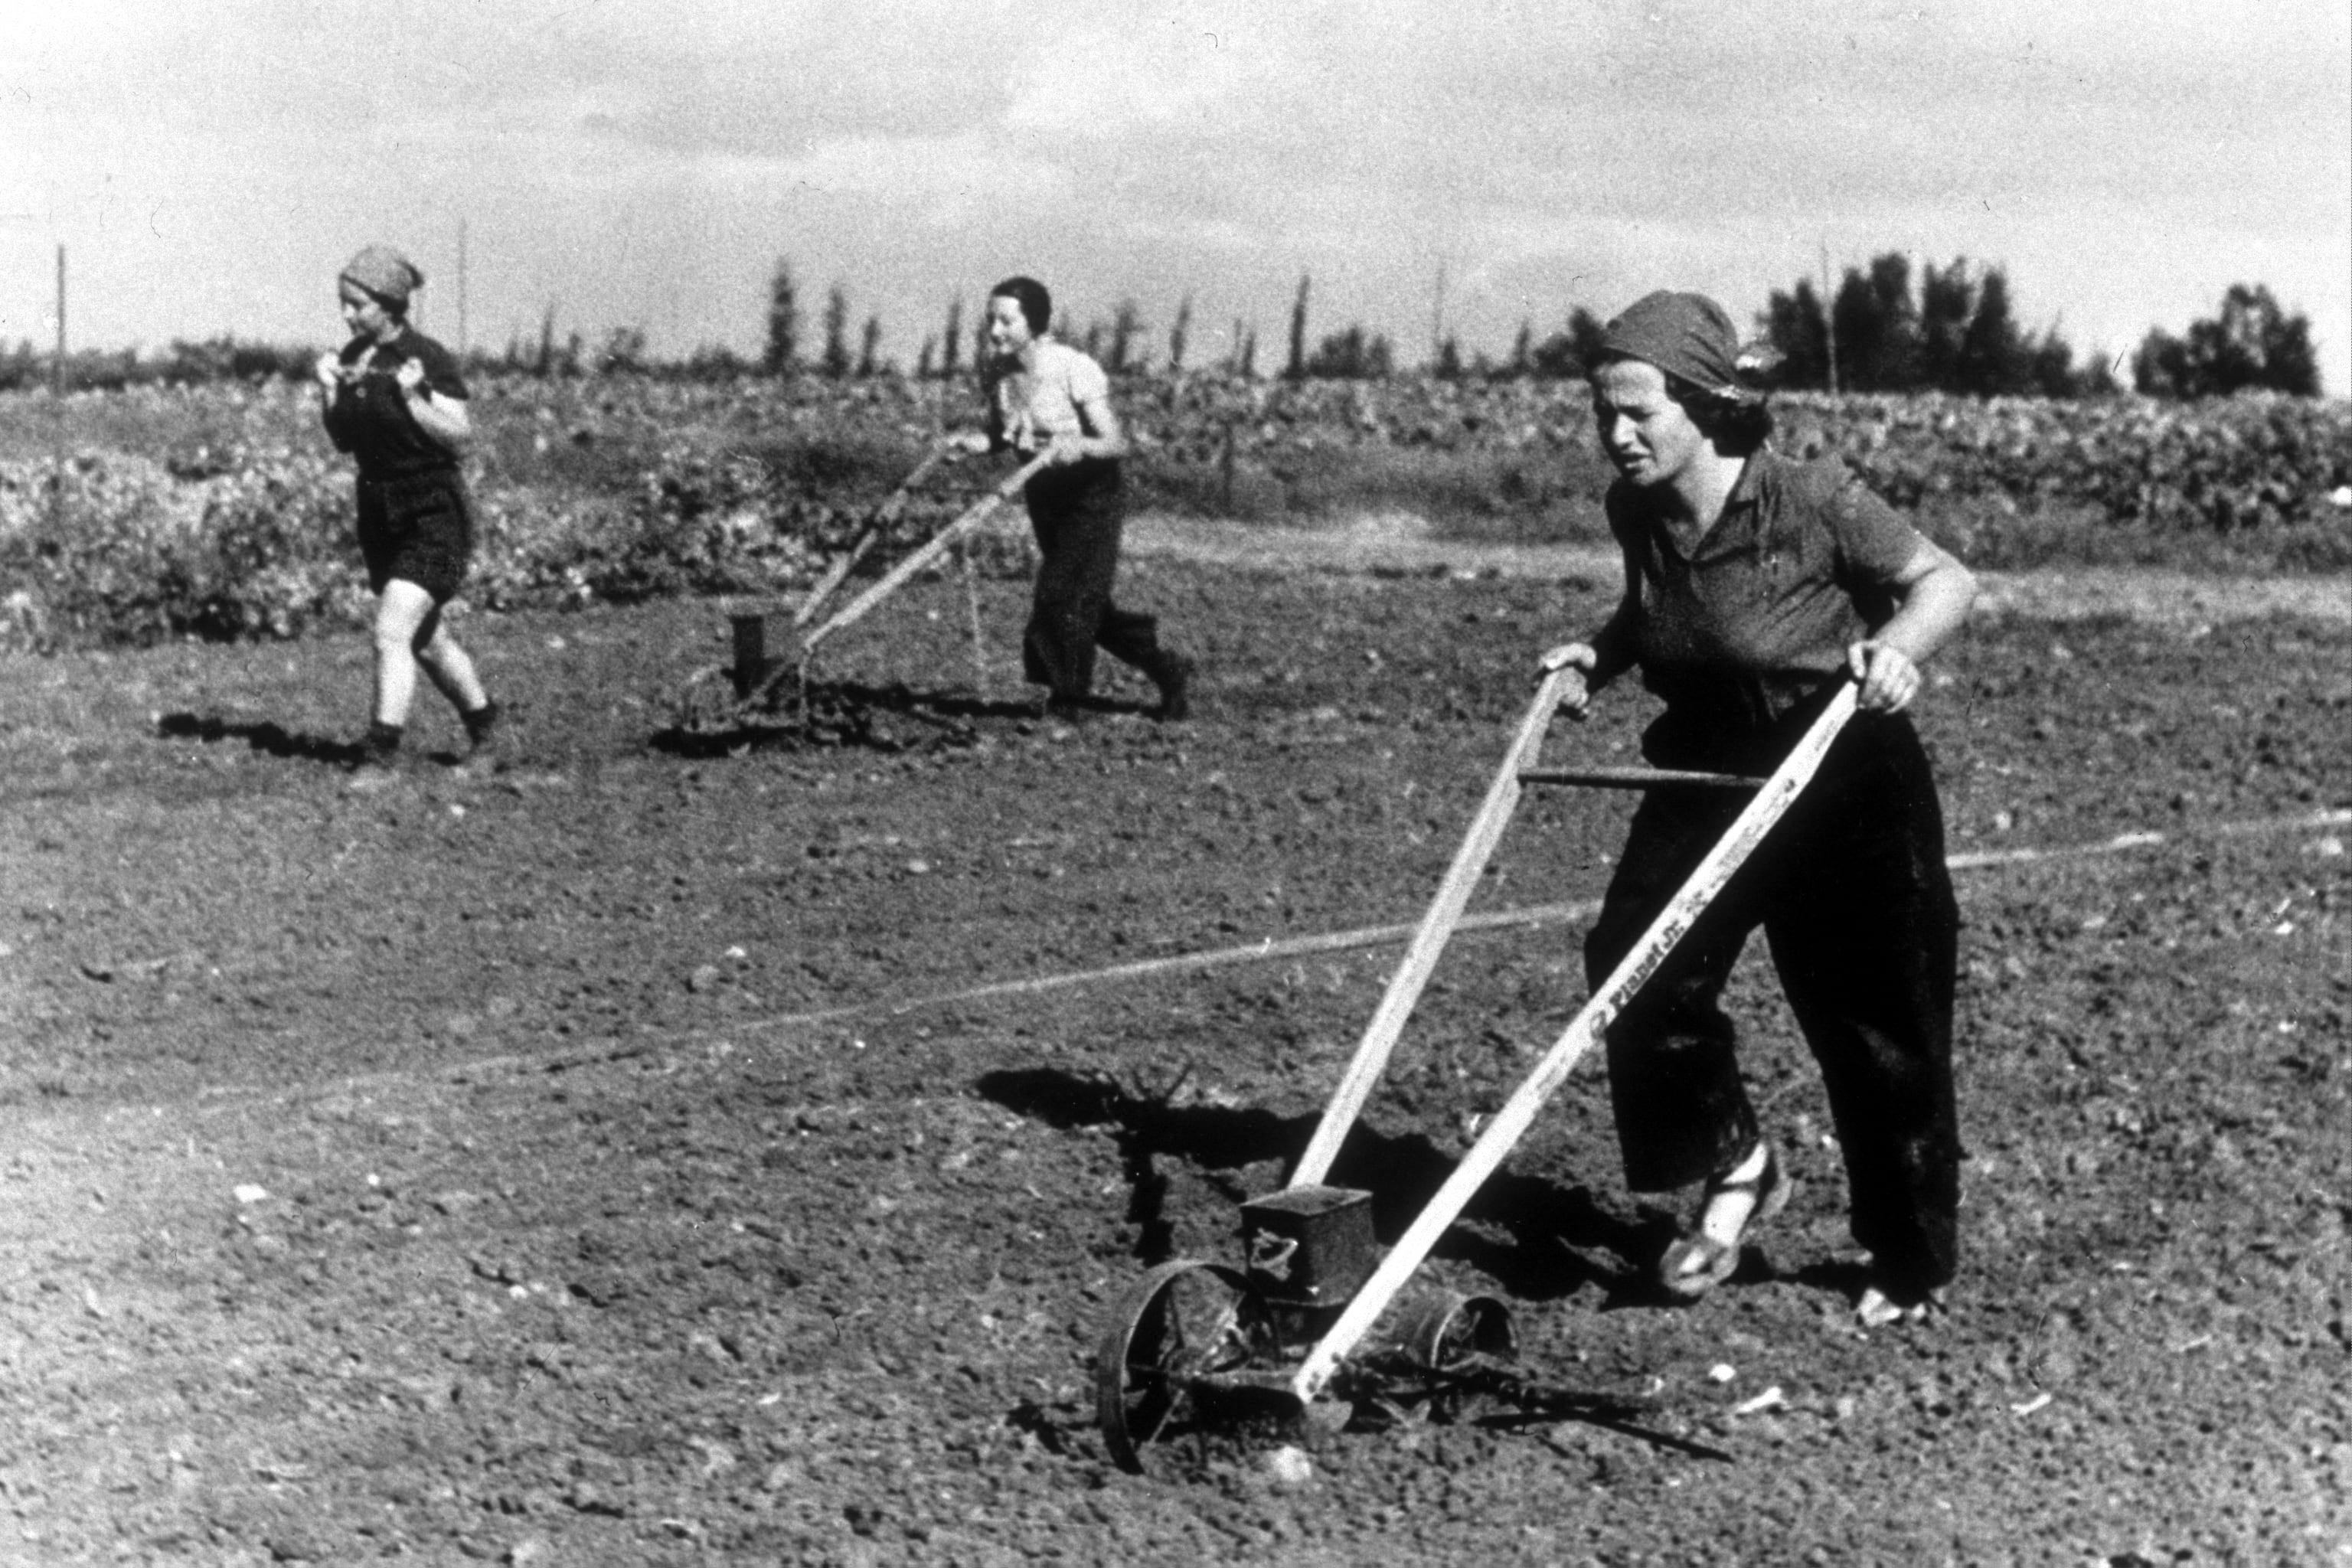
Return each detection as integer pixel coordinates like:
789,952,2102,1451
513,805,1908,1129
341,245,423,306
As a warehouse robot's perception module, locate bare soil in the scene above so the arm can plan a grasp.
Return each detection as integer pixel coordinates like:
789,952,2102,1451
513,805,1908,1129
2,520,2349,1564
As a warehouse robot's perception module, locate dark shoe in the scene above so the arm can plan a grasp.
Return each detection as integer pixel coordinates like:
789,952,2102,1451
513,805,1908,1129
454,702,505,776
1657,1143,1792,1300
461,700,501,749
1152,652,1195,722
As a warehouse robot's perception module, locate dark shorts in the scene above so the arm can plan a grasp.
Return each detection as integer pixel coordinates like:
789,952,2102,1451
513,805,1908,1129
357,471,474,605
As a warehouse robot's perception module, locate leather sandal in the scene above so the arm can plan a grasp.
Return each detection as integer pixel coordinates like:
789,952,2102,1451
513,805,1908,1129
1657,1143,1792,1300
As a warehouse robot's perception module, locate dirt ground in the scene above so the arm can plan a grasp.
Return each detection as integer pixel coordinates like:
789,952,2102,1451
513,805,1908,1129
2,518,2349,1565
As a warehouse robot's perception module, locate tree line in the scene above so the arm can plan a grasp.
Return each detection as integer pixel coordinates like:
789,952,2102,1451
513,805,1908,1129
757,256,2326,400
0,257,2322,400
1754,256,2320,400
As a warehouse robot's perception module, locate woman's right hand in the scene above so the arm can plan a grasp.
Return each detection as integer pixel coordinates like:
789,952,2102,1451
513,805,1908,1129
1537,642,1599,718
314,352,345,390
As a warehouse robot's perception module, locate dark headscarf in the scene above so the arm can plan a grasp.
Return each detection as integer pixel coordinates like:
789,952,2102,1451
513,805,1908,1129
1598,291,1755,400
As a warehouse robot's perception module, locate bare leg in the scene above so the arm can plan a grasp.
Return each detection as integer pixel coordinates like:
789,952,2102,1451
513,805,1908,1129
416,613,490,717
371,580,439,728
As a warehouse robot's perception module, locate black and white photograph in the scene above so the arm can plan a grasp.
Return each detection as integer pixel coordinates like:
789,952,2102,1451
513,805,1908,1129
2,2,2347,1560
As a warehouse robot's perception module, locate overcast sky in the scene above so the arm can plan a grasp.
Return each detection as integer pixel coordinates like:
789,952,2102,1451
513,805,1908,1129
4,0,2347,391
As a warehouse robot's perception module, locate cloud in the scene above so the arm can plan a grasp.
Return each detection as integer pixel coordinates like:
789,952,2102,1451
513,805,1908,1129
0,0,2342,386
717,132,1073,227
1001,11,1298,139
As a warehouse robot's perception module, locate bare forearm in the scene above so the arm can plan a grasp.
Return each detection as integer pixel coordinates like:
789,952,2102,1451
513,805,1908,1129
1874,555,1977,666
1065,430,1125,460
404,391,472,454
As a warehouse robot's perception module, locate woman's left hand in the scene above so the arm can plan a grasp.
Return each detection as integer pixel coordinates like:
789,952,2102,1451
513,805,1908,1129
394,358,428,397
1849,640,1922,713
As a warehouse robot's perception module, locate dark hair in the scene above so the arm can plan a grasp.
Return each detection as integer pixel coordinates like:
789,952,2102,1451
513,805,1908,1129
1662,368,1773,456
989,276,1052,335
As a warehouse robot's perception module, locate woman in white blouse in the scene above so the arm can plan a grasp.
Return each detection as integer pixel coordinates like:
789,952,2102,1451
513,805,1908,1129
965,276,1194,723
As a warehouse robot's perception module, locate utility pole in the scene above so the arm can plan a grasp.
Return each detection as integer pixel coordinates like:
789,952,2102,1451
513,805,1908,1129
54,244,66,397
457,218,469,356
1820,242,1839,396
1430,258,1447,370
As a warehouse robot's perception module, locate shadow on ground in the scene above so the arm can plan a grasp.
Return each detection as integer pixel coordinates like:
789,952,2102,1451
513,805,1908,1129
156,711,363,766
976,1064,1673,1306
652,678,1138,756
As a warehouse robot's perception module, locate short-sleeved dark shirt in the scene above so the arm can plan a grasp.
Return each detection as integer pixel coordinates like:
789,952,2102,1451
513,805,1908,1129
1607,447,1927,739
322,328,469,481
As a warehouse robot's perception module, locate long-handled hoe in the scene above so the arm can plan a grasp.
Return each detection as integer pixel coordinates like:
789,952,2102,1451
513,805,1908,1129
1093,674,1860,1472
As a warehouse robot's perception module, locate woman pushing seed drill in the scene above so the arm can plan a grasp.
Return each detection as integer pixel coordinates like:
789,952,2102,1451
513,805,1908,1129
954,275,1195,724
1544,290,1977,1328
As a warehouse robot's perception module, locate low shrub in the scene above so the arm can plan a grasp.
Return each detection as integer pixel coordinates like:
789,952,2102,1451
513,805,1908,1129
2,375,2344,649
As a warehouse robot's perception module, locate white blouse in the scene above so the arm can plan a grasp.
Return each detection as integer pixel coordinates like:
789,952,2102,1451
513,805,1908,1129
985,340,1111,455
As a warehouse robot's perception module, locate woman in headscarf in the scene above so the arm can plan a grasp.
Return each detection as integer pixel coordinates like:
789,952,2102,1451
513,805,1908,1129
967,275,1194,723
314,244,500,786
1543,290,1977,1327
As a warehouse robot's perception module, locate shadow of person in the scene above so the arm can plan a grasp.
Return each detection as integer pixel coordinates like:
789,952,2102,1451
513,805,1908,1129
974,1065,1656,1304
155,712,361,767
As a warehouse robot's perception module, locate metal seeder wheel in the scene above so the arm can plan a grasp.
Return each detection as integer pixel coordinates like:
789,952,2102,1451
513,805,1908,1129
1094,1260,1278,1473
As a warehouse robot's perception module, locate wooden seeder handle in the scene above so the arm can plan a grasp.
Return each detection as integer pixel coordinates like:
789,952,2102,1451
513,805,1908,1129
1288,666,1582,1191
799,451,1050,657
792,443,952,630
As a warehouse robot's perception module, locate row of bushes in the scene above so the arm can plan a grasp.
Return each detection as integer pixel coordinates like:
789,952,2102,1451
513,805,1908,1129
0,442,1040,651
2,374,2346,649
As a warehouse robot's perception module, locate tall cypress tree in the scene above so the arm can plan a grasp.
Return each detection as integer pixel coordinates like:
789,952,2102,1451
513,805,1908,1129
763,260,799,375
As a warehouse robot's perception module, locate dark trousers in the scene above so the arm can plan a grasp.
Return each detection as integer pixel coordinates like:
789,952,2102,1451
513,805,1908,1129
1583,706,1962,1294
1021,459,1169,701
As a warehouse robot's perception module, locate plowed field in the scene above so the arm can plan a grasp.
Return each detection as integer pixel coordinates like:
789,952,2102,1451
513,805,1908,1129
2,528,2348,1565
